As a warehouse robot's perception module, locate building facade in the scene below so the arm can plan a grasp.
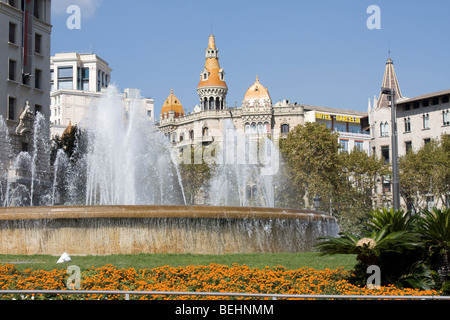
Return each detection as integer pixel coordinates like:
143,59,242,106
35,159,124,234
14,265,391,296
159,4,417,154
159,34,369,155
50,53,154,137
368,57,450,209
0,0,51,155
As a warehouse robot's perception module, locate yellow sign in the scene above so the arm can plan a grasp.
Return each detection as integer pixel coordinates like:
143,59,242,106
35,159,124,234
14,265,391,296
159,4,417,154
315,113,361,123
315,113,332,120
336,115,360,123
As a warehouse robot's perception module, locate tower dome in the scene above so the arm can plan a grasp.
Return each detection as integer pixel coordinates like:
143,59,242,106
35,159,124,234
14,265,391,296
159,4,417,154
161,89,184,118
197,34,228,110
243,75,271,107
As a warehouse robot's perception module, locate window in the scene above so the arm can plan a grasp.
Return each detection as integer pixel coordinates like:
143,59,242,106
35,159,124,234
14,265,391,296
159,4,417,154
413,101,420,109
8,0,16,7
257,122,264,134
427,196,434,211
97,70,102,91
35,104,42,115
251,123,257,134
9,22,16,44
443,110,450,126
147,110,152,118
349,126,362,134
179,133,184,142
8,59,16,81
443,95,449,103
423,113,430,130
35,69,42,89
405,141,412,153
189,130,194,140
8,96,16,120
34,0,41,19
380,121,389,137
202,127,208,137
335,124,347,133
404,117,411,132
22,143,28,152
281,124,289,134
354,140,364,151
59,67,73,78
404,103,410,111
50,69,54,92
82,67,89,90
22,73,30,86
58,67,73,90
423,99,429,107
382,175,391,193
432,97,439,105
244,123,250,134
340,139,349,152
424,138,431,145
35,33,42,53
381,146,390,163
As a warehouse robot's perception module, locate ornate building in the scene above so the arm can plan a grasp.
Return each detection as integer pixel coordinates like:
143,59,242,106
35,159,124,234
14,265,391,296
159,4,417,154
158,34,370,156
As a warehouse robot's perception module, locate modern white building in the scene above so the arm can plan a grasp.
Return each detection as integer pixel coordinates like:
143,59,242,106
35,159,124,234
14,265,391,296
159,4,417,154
50,53,154,137
304,105,370,153
1,0,51,154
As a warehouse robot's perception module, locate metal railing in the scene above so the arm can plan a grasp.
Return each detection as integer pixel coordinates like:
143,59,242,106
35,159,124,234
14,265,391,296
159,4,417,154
1,290,449,300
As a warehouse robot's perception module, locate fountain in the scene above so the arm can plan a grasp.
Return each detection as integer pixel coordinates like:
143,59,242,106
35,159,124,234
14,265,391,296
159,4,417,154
0,86,338,255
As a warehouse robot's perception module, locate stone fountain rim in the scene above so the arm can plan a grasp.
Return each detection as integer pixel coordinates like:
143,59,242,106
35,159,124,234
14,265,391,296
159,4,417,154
0,205,335,221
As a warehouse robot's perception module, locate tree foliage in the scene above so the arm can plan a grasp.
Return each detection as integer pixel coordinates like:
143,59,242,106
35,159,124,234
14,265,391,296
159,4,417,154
399,134,450,211
278,122,341,209
178,145,213,205
278,122,388,233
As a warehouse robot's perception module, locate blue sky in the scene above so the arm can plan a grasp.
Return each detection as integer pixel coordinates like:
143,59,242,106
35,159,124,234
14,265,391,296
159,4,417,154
50,0,450,116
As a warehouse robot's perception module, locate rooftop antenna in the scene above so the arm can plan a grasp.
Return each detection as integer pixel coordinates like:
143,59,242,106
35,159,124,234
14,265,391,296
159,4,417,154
388,38,391,58
210,20,213,34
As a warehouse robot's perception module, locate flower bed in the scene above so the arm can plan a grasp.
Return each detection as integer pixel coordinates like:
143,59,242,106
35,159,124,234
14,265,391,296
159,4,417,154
0,263,441,300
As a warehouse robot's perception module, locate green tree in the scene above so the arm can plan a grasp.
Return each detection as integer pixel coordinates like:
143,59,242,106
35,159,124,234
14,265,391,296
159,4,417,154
278,122,341,209
416,207,450,286
178,145,213,205
399,134,450,211
336,149,389,234
315,208,423,287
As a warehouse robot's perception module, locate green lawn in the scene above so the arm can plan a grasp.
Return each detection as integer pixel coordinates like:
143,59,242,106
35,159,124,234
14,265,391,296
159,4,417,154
0,252,356,271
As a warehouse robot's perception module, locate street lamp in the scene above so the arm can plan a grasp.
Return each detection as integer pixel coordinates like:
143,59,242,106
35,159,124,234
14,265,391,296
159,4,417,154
313,194,321,211
381,87,400,212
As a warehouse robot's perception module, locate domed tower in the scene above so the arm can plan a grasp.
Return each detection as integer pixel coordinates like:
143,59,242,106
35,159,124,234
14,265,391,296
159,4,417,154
242,76,273,134
243,75,272,108
160,89,184,120
197,34,228,110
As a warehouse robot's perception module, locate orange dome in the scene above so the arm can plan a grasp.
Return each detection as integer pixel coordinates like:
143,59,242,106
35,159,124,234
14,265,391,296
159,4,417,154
197,34,227,89
243,76,271,105
161,89,184,118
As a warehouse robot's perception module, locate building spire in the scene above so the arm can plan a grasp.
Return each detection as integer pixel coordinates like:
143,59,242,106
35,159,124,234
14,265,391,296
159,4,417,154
377,57,403,109
208,34,216,50
197,34,227,111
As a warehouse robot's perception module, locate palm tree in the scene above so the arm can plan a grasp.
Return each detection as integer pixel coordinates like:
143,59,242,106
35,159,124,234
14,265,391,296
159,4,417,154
315,208,422,285
366,208,417,233
415,207,450,284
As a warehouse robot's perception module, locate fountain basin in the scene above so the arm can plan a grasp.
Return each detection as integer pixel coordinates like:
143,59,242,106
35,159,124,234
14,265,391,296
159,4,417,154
0,205,338,255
